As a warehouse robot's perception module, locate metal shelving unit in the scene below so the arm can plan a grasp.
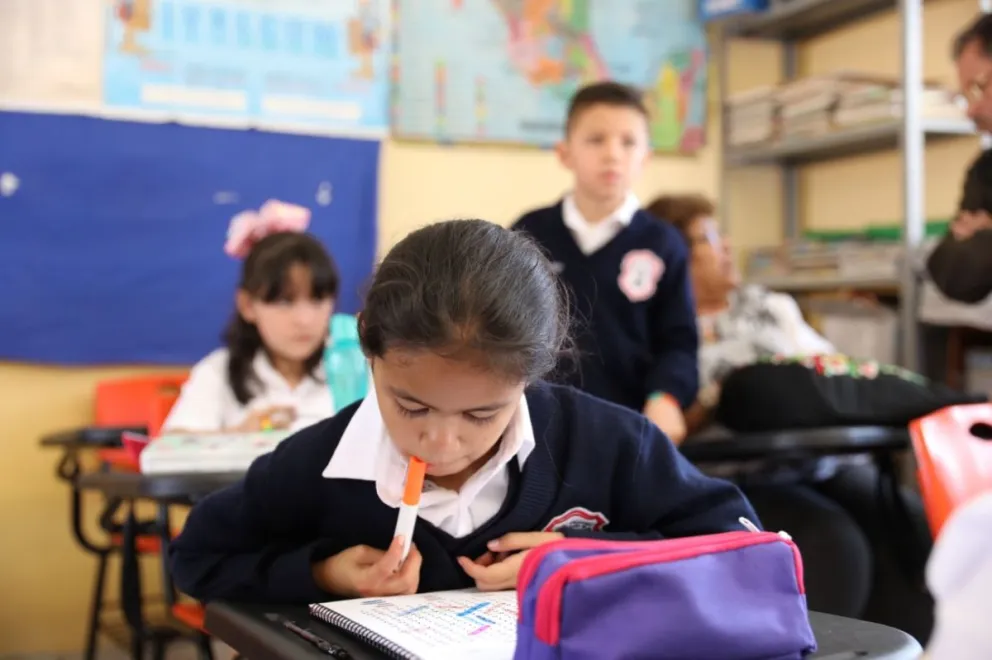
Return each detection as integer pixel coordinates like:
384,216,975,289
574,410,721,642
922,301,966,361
748,273,901,293
725,117,974,166
716,0,983,371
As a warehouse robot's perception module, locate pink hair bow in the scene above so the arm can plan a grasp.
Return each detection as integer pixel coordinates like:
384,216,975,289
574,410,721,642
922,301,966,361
224,199,312,258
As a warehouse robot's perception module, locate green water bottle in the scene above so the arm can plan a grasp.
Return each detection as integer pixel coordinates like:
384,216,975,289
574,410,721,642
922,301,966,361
325,313,369,412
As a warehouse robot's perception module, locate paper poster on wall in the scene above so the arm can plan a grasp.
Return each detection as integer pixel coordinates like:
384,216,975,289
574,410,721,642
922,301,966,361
392,0,708,153
0,0,105,111
102,0,389,136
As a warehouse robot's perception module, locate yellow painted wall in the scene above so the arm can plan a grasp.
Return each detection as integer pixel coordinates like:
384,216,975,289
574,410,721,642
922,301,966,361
1,72,731,652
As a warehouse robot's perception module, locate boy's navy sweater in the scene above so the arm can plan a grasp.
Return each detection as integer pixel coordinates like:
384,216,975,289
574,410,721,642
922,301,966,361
513,202,699,411
169,383,756,604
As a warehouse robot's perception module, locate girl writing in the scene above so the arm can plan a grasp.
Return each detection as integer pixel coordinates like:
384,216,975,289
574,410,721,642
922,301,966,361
162,200,339,434
168,219,755,602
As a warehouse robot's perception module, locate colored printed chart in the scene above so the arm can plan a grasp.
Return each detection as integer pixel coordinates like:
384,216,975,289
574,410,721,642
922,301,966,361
357,591,517,646
392,0,708,152
103,0,390,135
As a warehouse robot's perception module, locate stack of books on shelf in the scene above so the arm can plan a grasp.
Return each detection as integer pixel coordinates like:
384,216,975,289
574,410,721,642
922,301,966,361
834,82,964,126
727,71,966,150
744,220,953,288
726,85,778,147
777,75,852,139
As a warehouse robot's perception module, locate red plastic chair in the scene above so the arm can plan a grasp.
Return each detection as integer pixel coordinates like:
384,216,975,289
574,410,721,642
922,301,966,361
94,374,187,427
909,403,992,538
95,374,187,471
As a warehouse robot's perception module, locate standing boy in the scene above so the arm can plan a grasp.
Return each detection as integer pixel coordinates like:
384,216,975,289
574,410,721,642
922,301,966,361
512,81,698,444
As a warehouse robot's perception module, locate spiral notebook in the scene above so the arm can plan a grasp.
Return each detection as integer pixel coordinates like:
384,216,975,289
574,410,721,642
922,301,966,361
308,589,517,660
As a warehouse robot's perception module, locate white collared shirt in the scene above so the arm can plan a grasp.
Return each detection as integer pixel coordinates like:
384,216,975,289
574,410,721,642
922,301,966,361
162,348,334,433
561,192,640,255
322,386,535,537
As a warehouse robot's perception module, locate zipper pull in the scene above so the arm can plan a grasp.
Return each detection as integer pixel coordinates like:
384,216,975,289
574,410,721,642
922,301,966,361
739,517,793,541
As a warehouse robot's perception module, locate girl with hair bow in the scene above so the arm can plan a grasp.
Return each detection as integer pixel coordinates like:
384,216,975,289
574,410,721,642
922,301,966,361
163,201,340,434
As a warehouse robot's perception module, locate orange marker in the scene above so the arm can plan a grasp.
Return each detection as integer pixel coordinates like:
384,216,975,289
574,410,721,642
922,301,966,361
394,457,426,561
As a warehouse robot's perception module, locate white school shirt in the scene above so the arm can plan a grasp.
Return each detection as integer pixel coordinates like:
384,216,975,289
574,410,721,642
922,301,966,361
322,386,536,537
162,348,334,433
561,192,640,255
926,492,992,660
698,285,837,392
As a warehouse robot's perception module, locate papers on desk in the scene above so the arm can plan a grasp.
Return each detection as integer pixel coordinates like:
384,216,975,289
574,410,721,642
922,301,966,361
309,589,518,660
139,431,292,474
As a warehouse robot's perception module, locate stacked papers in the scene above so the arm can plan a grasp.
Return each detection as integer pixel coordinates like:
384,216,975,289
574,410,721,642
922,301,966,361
139,431,293,474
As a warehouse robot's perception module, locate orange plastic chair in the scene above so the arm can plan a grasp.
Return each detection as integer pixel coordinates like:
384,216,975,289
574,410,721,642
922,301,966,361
909,403,992,538
171,602,206,631
94,374,188,427
94,374,187,471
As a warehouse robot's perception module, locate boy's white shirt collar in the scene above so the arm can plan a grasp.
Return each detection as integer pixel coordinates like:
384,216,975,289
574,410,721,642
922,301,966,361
322,385,535,536
562,192,640,255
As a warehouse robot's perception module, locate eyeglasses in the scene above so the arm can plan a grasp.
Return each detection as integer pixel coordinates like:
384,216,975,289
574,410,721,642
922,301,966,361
689,227,723,249
961,72,991,104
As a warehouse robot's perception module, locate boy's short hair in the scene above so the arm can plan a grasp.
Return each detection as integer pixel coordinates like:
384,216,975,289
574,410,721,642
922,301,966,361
645,194,716,241
565,81,648,133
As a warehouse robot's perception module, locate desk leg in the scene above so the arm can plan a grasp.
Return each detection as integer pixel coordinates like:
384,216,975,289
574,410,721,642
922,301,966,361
59,448,116,660
121,508,146,660
157,504,175,609
84,551,110,660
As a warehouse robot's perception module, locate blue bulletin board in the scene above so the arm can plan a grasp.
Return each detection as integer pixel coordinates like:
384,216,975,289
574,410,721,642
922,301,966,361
0,111,379,365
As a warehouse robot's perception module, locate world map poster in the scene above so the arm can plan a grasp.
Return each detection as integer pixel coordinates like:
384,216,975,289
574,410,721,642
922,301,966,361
391,0,708,152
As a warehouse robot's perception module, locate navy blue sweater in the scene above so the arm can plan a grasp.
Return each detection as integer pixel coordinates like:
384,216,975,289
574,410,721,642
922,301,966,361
513,203,699,410
169,383,755,604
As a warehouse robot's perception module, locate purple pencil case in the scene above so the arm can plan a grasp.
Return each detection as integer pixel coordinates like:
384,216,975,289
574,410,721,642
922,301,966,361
514,529,817,659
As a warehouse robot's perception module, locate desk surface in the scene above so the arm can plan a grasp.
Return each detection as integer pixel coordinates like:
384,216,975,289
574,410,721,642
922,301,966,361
69,426,910,501
681,425,910,464
39,425,147,448
45,423,907,466
205,602,922,660
76,470,241,501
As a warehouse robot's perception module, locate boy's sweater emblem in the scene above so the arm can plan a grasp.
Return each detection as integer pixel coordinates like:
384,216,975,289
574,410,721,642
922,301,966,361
544,507,610,533
618,249,664,302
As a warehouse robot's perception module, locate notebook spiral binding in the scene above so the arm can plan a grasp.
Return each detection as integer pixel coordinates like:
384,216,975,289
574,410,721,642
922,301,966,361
309,603,418,660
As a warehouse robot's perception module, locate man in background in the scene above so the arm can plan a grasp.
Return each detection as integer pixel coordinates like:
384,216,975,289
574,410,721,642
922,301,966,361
955,13,992,133
927,16,992,303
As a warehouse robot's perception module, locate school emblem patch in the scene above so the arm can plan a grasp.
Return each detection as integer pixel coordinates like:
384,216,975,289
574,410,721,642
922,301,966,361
617,249,664,302
543,507,610,533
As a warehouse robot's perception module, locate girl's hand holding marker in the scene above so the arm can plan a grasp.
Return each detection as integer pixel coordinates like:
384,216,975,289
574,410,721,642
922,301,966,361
311,457,428,599
312,536,422,599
